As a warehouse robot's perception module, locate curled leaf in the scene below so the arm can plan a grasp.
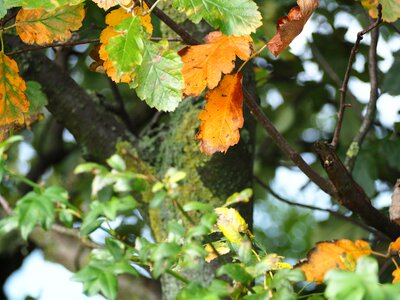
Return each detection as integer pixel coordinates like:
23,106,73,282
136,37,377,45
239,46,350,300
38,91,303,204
180,31,252,96
197,72,244,155
215,207,248,244
296,239,372,283
15,4,85,45
267,0,319,57
0,52,29,126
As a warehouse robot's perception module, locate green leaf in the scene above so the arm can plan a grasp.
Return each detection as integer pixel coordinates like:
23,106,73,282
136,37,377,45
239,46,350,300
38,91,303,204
177,282,220,300
130,40,184,112
0,135,23,157
384,50,400,96
1,0,22,18
21,0,84,10
224,188,252,207
25,81,47,114
183,201,213,212
217,263,253,283
106,154,126,172
172,0,262,35
152,242,181,277
106,16,146,75
149,190,167,208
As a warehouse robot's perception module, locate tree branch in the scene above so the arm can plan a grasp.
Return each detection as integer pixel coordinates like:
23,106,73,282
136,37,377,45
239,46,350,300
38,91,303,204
344,18,380,171
254,177,390,241
331,4,383,149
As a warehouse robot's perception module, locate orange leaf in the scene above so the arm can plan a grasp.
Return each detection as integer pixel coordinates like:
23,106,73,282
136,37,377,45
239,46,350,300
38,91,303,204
98,5,152,83
15,4,85,45
393,268,400,283
389,237,400,255
296,239,372,283
180,31,253,96
0,52,29,126
267,0,319,57
197,73,244,155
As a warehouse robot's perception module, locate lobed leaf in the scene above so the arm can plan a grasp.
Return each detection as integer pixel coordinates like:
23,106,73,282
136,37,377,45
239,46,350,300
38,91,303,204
296,239,372,283
0,52,29,126
180,31,252,96
129,40,184,112
267,0,320,57
172,0,262,36
197,72,244,155
15,3,85,45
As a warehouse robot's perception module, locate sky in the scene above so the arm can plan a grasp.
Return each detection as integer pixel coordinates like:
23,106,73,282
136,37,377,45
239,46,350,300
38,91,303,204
4,8,400,300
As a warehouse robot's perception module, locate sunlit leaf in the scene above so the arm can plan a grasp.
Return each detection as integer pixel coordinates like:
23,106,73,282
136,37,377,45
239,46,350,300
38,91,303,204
297,239,372,283
92,0,131,10
15,4,85,45
197,72,244,155
393,268,400,283
0,52,29,126
180,31,252,96
172,0,262,35
215,207,248,244
21,0,84,10
267,0,320,57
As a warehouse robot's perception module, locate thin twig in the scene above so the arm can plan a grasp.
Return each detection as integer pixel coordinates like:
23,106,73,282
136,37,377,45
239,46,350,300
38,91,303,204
345,17,380,172
331,4,383,149
254,177,390,241
143,0,200,45
0,194,12,215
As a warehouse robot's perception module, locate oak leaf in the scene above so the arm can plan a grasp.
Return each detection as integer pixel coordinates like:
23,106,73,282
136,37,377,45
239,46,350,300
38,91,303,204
15,4,85,45
180,31,252,96
361,0,400,22
98,6,152,83
197,73,244,155
296,239,372,283
92,0,131,10
267,0,319,57
0,52,29,126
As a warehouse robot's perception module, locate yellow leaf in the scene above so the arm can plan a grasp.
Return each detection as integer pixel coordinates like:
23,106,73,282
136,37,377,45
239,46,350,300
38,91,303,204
0,52,29,126
179,31,253,96
388,236,400,255
267,0,319,57
215,207,248,244
296,239,372,283
15,4,85,45
98,5,152,83
92,0,131,10
204,241,230,263
393,268,400,283
197,73,244,155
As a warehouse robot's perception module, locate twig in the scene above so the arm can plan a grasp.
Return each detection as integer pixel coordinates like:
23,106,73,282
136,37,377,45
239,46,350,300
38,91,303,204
330,4,383,149
0,194,12,215
254,177,390,241
345,18,380,172
143,0,200,45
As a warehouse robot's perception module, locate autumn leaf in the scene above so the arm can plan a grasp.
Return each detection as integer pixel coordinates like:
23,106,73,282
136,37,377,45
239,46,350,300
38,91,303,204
361,0,400,22
172,0,262,36
0,52,29,126
267,0,319,57
393,268,400,283
99,6,152,83
180,31,252,96
197,73,244,155
15,4,85,45
388,236,400,255
21,0,84,10
92,0,131,10
296,239,372,283
205,241,230,263
129,40,184,112
215,207,248,244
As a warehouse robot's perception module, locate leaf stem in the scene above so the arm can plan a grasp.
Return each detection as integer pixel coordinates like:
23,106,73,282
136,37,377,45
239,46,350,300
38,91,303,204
144,0,163,15
237,43,268,73
166,269,190,284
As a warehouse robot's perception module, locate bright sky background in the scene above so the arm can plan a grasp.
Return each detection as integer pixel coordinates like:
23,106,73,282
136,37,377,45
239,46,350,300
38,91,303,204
4,8,400,300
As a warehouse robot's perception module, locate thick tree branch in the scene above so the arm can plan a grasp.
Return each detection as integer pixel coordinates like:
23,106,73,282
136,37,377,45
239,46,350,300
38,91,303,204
331,4,383,149
345,19,380,171
314,141,400,240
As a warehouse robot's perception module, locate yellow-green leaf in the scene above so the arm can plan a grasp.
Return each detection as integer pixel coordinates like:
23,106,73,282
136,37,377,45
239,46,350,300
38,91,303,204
215,207,248,244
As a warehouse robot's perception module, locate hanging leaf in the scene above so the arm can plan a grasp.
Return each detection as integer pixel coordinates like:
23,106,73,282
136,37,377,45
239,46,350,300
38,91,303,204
15,4,85,45
197,73,244,155
296,239,372,283
180,31,252,96
129,40,183,112
21,0,84,10
361,0,400,22
92,0,131,10
0,52,29,126
267,0,320,57
99,6,152,83
214,207,248,244
172,0,262,36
